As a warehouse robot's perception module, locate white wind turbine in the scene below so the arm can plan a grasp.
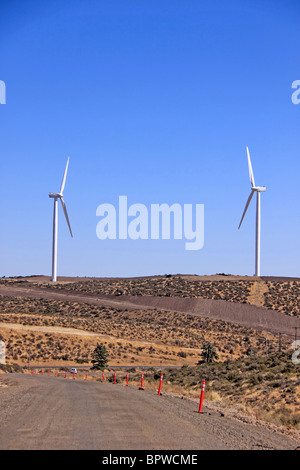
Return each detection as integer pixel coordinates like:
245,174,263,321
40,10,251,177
238,147,266,277
49,157,73,282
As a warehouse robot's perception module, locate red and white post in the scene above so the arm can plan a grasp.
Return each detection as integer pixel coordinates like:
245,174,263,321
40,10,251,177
158,373,163,396
198,379,205,413
139,372,144,390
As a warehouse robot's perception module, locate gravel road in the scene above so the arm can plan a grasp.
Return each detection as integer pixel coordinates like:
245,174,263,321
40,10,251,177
0,374,299,450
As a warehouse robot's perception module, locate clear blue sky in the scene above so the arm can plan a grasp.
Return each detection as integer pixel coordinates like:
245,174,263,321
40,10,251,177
1,0,300,278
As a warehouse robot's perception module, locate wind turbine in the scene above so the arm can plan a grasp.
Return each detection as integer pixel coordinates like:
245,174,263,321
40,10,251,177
238,147,266,277
49,157,73,282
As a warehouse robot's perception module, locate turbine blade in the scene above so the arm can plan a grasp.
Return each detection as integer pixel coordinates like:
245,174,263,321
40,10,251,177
238,189,255,229
60,198,73,237
60,157,70,195
246,147,255,187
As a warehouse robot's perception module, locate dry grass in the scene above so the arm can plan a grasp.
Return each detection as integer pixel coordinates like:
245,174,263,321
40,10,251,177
35,276,256,303
157,352,300,430
263,280,300,317
4,274,298,316
0,295,292,367
0,275,299,431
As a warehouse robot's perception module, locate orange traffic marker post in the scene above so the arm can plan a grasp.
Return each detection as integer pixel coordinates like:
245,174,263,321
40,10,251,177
158,373,163,396
126,372,129,386
139,372,144,390
102,371,105,382
114,372,117,384
198,380,205,413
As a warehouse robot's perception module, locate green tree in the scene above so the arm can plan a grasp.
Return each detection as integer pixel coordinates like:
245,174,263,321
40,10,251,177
91,343,109,370
201,342,219,363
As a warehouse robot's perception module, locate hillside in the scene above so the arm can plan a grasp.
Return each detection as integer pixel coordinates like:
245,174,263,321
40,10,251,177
6,273,300,316
0,274,299,365
0,274,299,432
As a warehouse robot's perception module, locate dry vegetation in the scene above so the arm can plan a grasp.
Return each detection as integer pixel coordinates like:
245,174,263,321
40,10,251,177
39,276,255,303
0,294,292,367
263,281,300,317
0,275,299,431
8,275,298,317
153,352,300,430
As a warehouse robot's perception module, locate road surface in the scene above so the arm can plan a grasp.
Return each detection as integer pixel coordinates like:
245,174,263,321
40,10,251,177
0,374,299,450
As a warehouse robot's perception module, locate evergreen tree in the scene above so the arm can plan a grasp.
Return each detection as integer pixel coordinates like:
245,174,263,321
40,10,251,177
201,342,219,363
91,343,109,370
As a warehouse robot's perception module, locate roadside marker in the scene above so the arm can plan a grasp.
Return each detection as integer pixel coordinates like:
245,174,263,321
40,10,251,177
139,372,144,390
198,380,205,413
158,373,163,396
114,372,117,384
102,371,105,382
126,372,129,386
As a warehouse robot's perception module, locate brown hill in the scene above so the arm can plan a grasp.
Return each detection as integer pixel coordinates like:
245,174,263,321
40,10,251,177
0,274,299,367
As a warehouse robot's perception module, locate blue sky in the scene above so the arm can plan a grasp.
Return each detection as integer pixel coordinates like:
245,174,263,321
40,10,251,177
0,0,299,278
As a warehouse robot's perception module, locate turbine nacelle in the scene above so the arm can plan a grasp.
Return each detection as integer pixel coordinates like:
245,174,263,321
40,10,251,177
252,186,266,192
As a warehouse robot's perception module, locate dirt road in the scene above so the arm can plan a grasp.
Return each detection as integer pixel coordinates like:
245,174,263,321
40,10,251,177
0,374,298,450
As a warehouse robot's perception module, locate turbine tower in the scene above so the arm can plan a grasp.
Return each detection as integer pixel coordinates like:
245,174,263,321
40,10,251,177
238,147,266,277
49,157,73,282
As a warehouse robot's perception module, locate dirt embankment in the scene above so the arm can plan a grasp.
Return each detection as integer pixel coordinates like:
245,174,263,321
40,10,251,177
0,282,299,338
